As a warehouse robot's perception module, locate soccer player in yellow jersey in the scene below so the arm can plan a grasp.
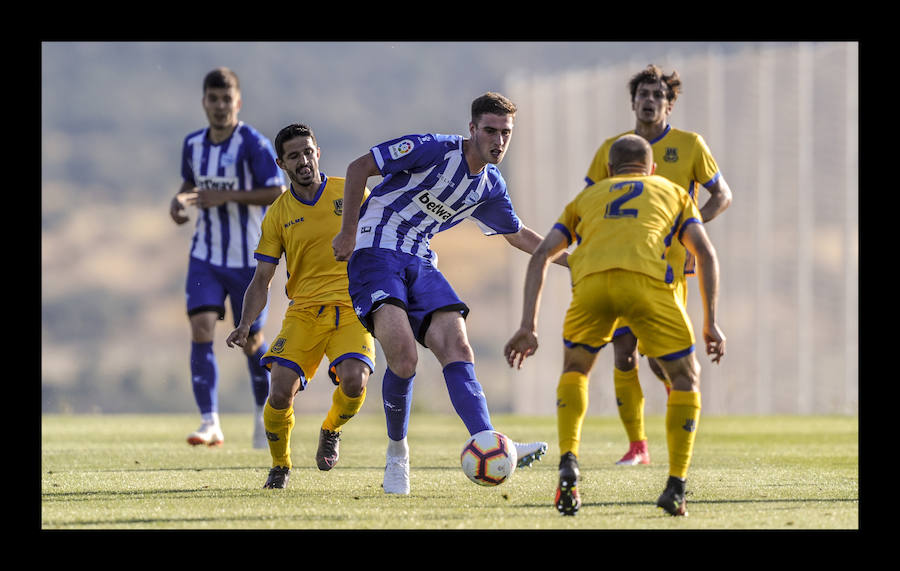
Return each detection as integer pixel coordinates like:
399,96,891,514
505,135,726,516
226,123,376,489
584,65,733,466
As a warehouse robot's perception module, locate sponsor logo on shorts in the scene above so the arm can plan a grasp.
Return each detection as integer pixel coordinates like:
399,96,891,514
371,290,389,303
271,337,287,354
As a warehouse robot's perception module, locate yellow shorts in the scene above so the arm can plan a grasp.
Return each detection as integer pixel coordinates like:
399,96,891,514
562,269,695,360
611,277,687,339
261,304,376,389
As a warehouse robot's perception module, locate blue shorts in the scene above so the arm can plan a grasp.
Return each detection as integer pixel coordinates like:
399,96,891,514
347,248,469,347
185,256,268,332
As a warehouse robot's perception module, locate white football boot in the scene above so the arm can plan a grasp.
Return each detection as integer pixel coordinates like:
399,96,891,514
383,437,410,494
513,440,548,468
187,420,224,447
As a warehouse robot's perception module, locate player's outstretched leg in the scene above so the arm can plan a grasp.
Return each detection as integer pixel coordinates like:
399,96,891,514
555,452,582,515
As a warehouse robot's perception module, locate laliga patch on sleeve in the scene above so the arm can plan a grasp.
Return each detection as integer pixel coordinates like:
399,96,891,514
388,139,415,160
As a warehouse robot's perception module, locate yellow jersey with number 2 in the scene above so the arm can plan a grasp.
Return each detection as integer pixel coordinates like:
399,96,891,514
584,126,720,279
554,173,702,288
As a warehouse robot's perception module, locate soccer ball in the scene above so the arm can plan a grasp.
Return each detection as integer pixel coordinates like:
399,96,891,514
460,430,518,486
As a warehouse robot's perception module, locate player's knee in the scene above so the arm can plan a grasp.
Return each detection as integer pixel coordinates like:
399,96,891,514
340,376,367,398
448,339,475,364
268,365,299,408
387,350,418,379
188,313,217,342
268,384,294,409
336,361,370,398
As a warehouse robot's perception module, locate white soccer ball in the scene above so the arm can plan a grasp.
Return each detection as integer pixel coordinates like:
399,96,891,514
460,430,518,486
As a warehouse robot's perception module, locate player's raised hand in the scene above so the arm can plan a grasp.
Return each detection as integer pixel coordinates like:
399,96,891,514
504,328,539,370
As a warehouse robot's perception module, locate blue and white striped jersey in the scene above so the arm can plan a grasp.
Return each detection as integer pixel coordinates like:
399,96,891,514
355,133,522,264
181,121,285,268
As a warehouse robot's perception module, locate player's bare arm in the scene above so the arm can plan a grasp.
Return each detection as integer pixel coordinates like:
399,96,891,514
680,223,726,363
333,153,380,261
698,177,733,222
502,225,569,268
504,228,569,369
226,260,278,348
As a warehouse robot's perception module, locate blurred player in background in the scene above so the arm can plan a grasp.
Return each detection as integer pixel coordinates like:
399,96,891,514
226,123,376,489
169,67,286,448
583,65,733,466
505,134,726,516
332,92,567,495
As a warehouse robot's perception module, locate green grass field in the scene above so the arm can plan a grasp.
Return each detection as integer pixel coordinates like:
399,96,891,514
41,413,858,530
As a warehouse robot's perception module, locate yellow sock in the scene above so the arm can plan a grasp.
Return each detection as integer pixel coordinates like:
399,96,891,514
613,366,646,443
666,390,701,479
556,371,589,457
264,400,295,469
322,385,366,432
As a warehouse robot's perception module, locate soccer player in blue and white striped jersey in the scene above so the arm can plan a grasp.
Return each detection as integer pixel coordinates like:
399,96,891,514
169,67,286,449
332,92,567,494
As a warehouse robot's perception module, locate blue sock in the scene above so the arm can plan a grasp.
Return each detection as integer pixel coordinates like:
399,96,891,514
190,341,218,414
247,342,270,406
443,361,493,435
382,368,414,441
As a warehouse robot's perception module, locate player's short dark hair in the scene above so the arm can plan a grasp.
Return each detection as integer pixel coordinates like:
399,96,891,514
609,134,653,174
471,92,517,124
203,67,240,93
628,64,682,103
274,123,317,159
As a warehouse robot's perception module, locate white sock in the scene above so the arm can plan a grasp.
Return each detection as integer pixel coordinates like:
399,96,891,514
201,412,220,425
387,436,408,458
